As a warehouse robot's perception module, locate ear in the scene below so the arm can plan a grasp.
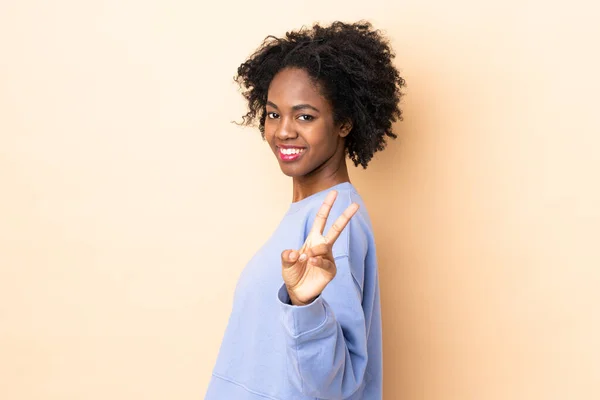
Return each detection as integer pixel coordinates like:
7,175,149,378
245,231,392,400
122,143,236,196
338,120,353,138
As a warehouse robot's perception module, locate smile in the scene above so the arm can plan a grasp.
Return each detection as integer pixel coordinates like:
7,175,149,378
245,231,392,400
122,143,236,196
278,147,305,162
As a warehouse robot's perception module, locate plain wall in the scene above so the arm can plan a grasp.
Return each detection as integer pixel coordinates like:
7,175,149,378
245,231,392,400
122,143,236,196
1,1,598,399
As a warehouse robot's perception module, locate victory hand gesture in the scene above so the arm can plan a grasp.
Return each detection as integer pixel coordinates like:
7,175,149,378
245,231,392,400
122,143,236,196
281,190,360,306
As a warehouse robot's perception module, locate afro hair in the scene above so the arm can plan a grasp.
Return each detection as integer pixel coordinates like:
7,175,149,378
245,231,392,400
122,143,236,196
235,21,405,168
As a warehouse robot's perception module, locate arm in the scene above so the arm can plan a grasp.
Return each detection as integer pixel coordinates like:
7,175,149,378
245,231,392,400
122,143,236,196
278,253,368,399
278,190,372,398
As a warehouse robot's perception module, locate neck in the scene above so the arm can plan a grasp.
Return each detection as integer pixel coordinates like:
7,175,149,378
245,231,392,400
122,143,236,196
291,160,350,202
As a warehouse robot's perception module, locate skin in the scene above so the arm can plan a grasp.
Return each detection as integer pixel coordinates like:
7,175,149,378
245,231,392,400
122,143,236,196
264,67,360,306
281,191,359,306
264,67,352,202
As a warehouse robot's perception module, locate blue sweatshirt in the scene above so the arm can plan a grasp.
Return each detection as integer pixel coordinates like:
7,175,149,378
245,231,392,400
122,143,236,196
205,182,382,400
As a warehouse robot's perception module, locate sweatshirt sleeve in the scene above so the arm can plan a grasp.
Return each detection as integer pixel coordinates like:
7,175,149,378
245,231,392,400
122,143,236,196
277,215,371,399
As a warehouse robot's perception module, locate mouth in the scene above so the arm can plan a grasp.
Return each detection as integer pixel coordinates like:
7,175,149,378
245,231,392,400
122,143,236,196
277,146,306,162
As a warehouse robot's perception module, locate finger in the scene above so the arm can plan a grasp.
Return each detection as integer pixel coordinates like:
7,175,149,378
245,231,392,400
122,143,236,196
298,241,308,254
309,256,335,272
308,256,323,267
281,249,298,268
306,243,329,258
325,202,360,244
310,190,338,235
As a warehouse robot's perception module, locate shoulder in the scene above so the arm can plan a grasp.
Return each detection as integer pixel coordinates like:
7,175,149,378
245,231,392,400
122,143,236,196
332,188,372,259
304,185,374,259
327,187,375,293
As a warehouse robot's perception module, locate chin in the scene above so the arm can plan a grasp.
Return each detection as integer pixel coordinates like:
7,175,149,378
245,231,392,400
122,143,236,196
280,168,302,177
278,163,307,178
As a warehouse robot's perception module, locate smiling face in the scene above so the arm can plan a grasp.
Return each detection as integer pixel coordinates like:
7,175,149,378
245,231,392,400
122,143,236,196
264,68,351,180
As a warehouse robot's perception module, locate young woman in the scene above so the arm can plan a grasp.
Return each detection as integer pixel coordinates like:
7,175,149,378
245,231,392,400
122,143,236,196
205,21,404,400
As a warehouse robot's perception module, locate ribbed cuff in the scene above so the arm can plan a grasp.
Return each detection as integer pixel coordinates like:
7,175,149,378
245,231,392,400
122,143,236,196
277,284,328,337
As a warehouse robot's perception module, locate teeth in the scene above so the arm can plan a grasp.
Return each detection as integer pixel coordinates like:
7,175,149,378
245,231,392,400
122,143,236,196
281,148,303,155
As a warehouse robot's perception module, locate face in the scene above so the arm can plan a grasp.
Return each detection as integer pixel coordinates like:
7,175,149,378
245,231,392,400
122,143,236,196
264,67,351,178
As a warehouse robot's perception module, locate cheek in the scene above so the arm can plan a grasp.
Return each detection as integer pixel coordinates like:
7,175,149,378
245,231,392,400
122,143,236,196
307,126,337,152
263,122,275,143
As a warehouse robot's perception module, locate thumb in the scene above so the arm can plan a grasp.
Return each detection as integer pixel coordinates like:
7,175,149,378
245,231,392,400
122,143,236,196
281,249,299,269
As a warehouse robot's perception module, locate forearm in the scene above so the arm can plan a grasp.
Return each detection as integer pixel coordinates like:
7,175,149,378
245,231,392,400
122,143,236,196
278,256,368,399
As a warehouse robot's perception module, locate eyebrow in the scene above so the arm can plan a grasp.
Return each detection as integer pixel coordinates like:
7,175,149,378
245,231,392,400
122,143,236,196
266,101,320,113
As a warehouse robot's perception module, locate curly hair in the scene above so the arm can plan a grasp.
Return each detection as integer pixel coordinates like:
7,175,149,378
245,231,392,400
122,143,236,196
234,21,405,168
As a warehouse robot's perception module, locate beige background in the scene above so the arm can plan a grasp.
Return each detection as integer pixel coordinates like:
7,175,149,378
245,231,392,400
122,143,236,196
1,0,599,399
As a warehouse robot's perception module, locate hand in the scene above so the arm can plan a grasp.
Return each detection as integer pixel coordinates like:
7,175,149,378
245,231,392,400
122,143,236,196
281,190,360,306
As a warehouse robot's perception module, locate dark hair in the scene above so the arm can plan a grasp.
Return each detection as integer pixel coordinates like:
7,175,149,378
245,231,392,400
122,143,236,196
234,21,405,168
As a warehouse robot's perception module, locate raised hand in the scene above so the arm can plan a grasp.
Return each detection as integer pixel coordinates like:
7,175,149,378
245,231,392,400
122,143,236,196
281,190,360,306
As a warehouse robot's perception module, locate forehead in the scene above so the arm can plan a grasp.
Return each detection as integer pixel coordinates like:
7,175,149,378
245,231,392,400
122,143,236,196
267,68,330,109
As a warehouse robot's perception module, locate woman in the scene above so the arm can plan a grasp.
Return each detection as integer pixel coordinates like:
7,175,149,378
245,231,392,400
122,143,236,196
205,21,404,400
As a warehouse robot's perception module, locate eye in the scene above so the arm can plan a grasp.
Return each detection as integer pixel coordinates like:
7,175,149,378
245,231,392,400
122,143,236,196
297,114,314,121
267,112,279,119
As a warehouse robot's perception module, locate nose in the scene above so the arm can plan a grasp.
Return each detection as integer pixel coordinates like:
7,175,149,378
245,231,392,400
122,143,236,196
275,116,298,140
